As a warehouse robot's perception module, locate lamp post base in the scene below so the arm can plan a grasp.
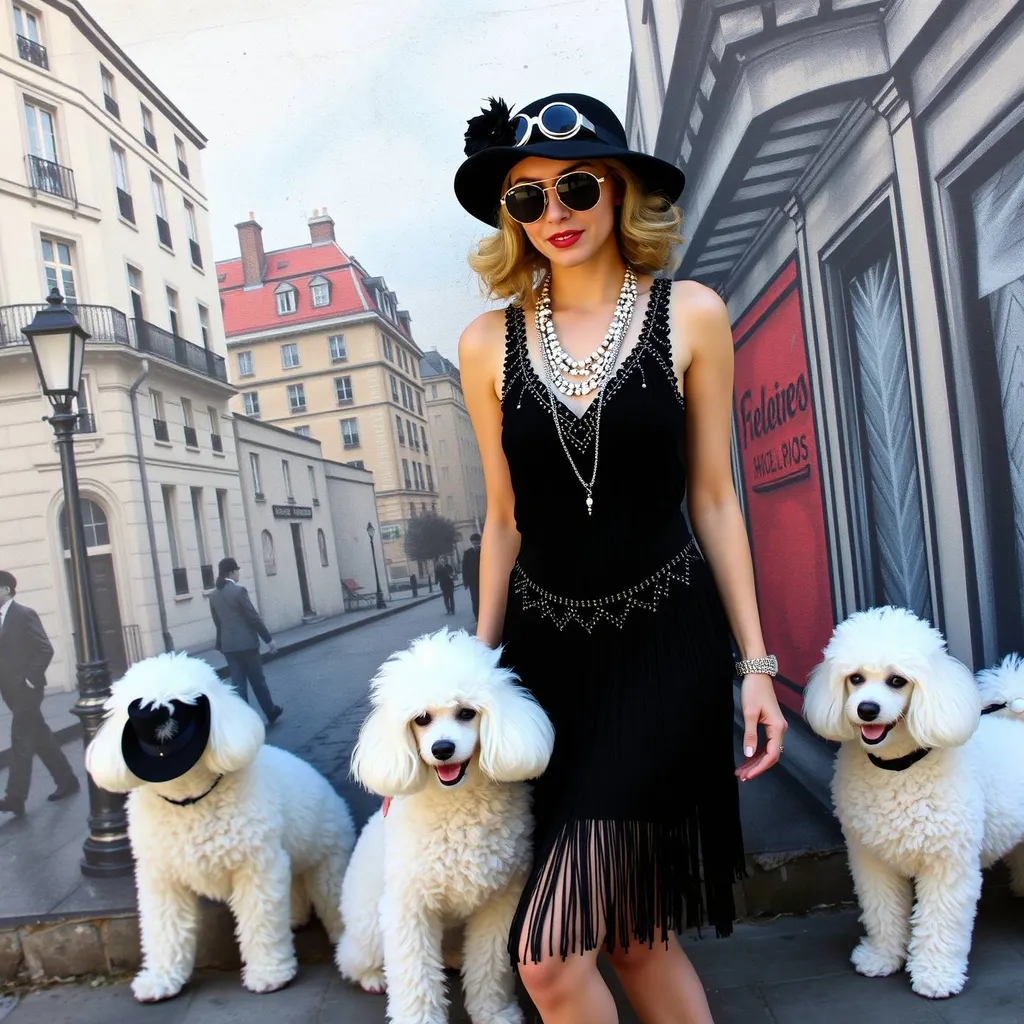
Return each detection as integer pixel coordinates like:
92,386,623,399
376,592,387,609
81,834,135,878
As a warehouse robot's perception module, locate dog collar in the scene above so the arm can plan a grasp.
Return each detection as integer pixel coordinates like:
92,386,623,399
159,774,224,806
867,747,931,771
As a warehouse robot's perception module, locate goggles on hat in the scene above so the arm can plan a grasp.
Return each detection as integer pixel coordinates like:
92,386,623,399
512,102,601,147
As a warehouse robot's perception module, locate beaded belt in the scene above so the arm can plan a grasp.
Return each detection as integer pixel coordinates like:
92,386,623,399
511,537,699,632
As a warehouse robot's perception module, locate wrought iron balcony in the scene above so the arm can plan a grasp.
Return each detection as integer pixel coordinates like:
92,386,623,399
117,187,135,223
153,418,170,441
211,433,223,453
0,303,228,384
156,216,172,248
184,425,198,448
17,34,48,69
27,155,76,203
172,567,189,596
75,412,97,434
104,93,120,118
178,158,190,179
200,564,215,590
144,129,158,151
189,239,203,268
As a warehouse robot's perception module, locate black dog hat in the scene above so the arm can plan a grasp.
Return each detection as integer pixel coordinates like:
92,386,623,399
453,92,685,227
121,695,211,783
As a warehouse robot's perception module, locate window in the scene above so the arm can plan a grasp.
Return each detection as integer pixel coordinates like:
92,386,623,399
340,418,360,449
197,304,210,348
40,236,76,302
328,334,346,361
184,201,202,267
334,376,353,404
308,465,318,502
151,174,171,247
249,452,263,497
396,415,405,445
275,283,297,315
174,135,189,179
72,374,95,433
25,101,70,199
191,488,212,588
421,425,428,454
398,349,407,372
317,528,329,567
348,460,365,470
416,391,423,416
431,384,438,399
141,103,157,150
390,374,400,402
403,458,412,489
14,4,47,68
181,396,197,447
287,382,306,413
261,529,276,575
161,485,187,594
282,460,293,498
237,351,253,376
127,263,144,323
110,142,134,222
408,418,418,448
100,65,119,118
215,488,230,557
150,388,168,441
294,425,311,437
166,287,179,336
426,464,434,491
382,336,393,360
243,391,259,417
281,342,299,368
208,404,221,443
309,275,330,307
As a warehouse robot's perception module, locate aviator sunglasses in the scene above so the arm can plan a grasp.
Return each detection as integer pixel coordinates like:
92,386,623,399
501,171,606,225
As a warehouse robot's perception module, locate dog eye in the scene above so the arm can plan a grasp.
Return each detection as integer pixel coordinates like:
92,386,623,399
456,708,477,721
887,675,908,689
848,673,864,685
413,713,432,727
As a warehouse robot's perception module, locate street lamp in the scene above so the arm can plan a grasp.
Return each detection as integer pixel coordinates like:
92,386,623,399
22,289,132,877
366,521,387,609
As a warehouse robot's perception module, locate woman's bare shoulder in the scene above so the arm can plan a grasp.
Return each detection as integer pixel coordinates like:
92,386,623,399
459,308,509,379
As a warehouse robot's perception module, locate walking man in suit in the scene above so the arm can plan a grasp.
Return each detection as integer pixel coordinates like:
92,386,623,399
0,571,79,818
208,557,283,725
461,532,481,624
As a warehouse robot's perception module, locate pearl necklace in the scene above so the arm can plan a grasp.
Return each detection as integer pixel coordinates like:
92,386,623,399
537,268,638,396
536,270,638,515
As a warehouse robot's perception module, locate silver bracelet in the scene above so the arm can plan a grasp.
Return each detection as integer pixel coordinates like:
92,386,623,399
735,655,778,678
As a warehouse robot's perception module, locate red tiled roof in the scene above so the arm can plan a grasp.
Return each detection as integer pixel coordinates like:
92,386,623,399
216,240,411,341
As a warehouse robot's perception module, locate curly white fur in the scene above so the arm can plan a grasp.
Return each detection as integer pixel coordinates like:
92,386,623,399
85,652,356,1003
336,628,554,1024
803,607,1024,998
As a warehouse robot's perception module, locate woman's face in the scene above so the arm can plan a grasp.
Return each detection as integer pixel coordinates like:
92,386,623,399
505,157,619,269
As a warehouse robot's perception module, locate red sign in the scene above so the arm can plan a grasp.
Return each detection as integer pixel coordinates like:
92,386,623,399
733,260,834,712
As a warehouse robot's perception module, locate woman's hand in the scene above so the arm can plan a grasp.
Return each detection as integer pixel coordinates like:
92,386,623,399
735,674,787,782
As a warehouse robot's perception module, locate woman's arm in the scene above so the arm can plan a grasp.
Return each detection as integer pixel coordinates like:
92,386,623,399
459,311,522,649
673,281,787,781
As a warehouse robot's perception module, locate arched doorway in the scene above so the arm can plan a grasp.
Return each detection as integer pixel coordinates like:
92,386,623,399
60,498,128,679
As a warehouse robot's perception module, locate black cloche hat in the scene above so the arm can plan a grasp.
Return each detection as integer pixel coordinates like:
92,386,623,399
453,92,685,227
121,695,212,783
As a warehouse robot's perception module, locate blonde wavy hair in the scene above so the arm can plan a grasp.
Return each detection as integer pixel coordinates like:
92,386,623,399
468,159,683,306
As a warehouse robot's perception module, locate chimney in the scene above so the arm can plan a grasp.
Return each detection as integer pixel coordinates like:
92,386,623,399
235,212,265,287
309,206,336,245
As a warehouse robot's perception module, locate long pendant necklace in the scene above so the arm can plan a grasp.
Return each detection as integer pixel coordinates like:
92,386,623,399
536,269,637,515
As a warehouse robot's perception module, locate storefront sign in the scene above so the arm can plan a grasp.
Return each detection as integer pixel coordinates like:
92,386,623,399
733,260,835,712
271,504,313,519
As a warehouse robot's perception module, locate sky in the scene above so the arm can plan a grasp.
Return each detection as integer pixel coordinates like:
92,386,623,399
84,0,635,362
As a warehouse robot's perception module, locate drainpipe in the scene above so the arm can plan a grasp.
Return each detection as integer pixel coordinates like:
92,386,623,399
129,361,173,652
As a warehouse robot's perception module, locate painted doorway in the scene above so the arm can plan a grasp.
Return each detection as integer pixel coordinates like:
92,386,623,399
290,522,314,617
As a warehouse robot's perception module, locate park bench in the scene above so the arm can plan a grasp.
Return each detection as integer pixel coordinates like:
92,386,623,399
343,578,377,611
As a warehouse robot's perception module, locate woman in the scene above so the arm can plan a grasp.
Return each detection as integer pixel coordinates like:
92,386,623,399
454,93,786,1023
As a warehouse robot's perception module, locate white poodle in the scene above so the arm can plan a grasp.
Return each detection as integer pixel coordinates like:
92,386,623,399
85,651,356,1003
335,628,554,1024
803,606,1024,998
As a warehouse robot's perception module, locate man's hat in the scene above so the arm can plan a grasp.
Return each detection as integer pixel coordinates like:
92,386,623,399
470,533,481,542
218,557,240,576
453,92,685,227
0,571,16,591
121,696,211,783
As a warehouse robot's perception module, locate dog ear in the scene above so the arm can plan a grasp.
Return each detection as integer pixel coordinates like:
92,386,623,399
350,703,428,796
202,678,266,775
905,651,981,749
802,657,856,743
478,676,555,783
84,707,141,793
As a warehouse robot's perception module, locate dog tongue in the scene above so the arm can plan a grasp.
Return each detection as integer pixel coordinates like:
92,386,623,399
861,723,887,741
436,763,462,783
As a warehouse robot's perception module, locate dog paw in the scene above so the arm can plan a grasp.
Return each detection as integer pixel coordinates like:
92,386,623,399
131,970,185,1003
851,940,904,977
242,959,298,994
908,961,966,999
357,970,387,994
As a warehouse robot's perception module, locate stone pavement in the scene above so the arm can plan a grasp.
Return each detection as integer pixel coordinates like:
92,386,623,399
0,592,440,770
2,897,1022,1023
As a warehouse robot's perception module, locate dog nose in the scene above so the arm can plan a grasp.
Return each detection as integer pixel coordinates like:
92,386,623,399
431,740,456,761
857,701,880,721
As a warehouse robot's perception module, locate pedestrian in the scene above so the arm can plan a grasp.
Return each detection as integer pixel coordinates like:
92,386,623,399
0,571,80,818
435,556,456,614
208,557,283,726
455,93,786,1022
461,533,482,623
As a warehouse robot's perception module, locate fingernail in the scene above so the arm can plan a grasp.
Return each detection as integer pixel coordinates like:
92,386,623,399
745,746,753,758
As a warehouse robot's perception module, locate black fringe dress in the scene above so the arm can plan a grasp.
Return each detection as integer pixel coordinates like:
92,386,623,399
499,278,745,970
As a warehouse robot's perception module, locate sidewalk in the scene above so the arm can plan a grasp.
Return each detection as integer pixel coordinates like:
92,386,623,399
0,593,441,767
